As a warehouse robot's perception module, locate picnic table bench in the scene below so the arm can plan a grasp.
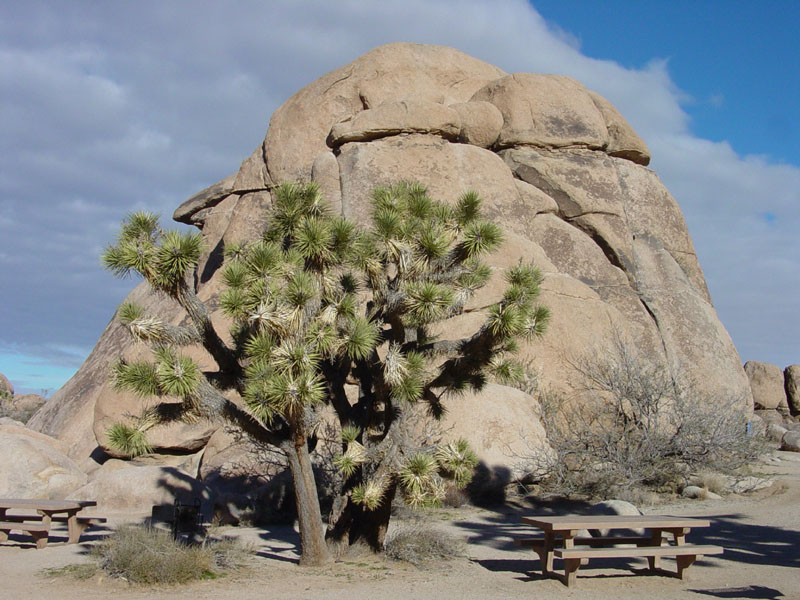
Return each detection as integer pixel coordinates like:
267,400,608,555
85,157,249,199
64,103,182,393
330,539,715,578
517,515,723,586
0,498,104,549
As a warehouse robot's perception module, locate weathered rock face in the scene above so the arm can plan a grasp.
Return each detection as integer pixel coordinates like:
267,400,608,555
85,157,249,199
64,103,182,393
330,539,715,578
745,361,789,412
32,43,752,475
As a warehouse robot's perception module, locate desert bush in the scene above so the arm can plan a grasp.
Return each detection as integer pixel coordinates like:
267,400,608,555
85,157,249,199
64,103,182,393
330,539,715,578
383,523,464,566
537,334,766,498
92,525,250,584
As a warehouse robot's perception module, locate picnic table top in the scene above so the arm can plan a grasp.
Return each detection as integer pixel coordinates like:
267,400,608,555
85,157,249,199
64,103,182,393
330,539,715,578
521,514,711,531
0,498,97,511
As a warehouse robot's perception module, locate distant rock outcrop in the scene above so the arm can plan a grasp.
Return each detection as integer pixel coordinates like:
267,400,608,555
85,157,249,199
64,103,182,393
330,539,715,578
0,373,12,396
30,43,752,492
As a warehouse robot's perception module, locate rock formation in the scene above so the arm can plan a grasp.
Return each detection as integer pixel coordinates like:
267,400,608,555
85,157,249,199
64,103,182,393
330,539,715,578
0,373,12,396
29,44,753,488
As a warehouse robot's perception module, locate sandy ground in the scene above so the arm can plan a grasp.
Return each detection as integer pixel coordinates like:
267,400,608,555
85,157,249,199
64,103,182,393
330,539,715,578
2,451,799,600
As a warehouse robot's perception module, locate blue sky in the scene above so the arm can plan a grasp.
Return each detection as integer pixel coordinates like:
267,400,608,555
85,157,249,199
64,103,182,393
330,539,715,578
1,0,798,394
533,1,799,165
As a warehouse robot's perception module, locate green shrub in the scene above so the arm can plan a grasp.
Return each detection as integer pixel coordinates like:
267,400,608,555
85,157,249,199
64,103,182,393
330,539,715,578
92,525,249,584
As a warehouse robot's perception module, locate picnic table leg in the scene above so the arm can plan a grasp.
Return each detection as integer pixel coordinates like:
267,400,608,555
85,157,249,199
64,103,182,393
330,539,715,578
532,540,553,574
647,529,663,570
561,530,584,585
65,510,86,544
564,558,581,587
676,554,698,580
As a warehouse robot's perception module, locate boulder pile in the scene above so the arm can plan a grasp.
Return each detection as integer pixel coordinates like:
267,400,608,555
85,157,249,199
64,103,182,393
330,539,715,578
21,43,762,509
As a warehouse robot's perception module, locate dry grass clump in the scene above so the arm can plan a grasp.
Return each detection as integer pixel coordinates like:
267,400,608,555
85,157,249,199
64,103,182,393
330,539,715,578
383,524,464,566
92,525,250,584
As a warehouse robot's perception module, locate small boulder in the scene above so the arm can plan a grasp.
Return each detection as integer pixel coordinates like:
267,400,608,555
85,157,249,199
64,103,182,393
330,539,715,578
785,365,800,415
782,430,800,453
767,423,788,443
449,100,504,148
682,485,704,499
588,500,643,537
745,361,789,411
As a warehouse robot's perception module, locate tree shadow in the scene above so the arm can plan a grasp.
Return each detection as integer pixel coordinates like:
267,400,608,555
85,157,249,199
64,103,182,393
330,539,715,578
688,586,786,599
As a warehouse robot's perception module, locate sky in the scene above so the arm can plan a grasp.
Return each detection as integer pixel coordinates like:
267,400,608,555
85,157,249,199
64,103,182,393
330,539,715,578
1,0,798,395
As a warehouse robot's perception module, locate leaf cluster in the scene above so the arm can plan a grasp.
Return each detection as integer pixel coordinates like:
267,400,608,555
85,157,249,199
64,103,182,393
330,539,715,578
102,212,204,291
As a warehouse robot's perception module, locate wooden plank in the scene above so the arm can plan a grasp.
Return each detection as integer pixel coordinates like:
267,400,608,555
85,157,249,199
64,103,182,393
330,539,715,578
555,544,723,559
1,515,106,525
0,521,49,531
521,515,710,531
0,499,84,511
515,535,655,548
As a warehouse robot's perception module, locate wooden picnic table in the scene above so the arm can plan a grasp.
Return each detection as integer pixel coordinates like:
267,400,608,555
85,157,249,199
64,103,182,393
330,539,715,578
0,498,100,548
517,514,723,586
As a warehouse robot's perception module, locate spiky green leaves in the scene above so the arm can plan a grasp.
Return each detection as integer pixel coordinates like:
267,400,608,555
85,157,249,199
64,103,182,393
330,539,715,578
153,231,204,286
117,302,146,325
397,453,446,509
383,345,426,404
111,350,200,400
333,440,366,478
454,191,481,227
396,441,478,509
106,422,153,458
112,360,160,397
102,212,204,291
458,221,503,260
342,316,379,361
435,438,478,488
403,281,455,326
351,479,387,511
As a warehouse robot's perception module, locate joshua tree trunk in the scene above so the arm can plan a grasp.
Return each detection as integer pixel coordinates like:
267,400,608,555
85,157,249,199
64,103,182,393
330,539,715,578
281,433,332,566
326,482,397,552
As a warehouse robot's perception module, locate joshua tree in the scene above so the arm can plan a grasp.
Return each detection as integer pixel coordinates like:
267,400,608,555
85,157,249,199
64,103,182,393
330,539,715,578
102,181,548,562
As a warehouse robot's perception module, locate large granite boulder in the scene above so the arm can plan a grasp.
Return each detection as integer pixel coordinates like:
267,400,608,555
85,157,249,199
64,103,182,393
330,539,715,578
69,464,213,516
435,383,556,482
32,44,752,483
745,361,789,412
0,418,88,498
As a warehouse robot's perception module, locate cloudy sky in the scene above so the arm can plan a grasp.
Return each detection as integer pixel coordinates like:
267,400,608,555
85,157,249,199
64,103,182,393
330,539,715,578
1,0,798,394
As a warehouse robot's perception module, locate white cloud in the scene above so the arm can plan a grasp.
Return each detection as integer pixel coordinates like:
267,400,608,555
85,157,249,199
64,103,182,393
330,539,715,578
0,0,797,389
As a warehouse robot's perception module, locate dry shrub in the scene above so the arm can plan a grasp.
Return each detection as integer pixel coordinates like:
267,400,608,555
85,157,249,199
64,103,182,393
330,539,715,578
537,334,766,498
0,398,39,424
92,525,250,584
692,470,729,494
384,524,464,566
